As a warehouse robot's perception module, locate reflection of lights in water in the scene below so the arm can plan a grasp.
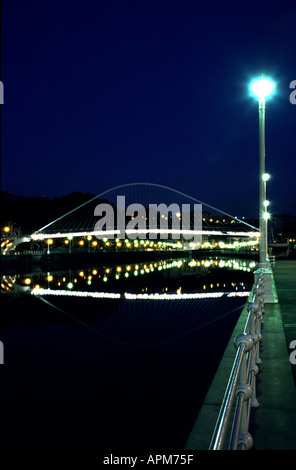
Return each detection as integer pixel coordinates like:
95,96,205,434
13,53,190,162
31,288,250,300
12,257,255,294
1,275,16,292
31,288,120,298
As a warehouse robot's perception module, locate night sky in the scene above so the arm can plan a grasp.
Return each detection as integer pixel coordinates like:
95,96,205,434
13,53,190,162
1,0,296,218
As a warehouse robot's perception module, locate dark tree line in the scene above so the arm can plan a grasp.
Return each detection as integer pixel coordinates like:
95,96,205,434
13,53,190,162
0,191,95,234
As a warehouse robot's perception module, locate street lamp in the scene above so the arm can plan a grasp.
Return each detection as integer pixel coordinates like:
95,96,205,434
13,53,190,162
250,76,275,268
47,238,53,254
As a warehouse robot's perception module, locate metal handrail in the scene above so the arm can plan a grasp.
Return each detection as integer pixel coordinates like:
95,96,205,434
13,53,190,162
209,274,264,450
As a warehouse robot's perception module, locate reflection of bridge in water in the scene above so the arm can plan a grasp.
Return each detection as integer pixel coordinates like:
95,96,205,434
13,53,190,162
2,256,257,297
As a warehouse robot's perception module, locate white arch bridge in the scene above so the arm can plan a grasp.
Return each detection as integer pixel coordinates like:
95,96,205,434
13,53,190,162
1,183,259,254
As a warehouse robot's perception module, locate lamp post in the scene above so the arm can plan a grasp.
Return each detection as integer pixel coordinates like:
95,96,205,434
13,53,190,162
250,77,274,268
251,77,277,303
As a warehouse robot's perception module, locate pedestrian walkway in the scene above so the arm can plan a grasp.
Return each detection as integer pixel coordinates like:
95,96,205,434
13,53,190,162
250,259,296,449
185,258,296,450
273,259,296,385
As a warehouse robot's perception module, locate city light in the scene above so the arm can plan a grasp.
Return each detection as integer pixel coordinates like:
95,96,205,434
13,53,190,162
250,75,275,275
30,288,250,301
31,227,260,241
250,77,275,99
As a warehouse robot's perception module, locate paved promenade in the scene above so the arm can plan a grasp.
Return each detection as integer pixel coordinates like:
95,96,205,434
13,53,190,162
250,259,296,449
185,258,296,450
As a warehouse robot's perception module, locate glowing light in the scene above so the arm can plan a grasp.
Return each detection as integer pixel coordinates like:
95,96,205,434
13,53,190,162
31,288,120,299
263,173,271,181
227,292,250,298
263,200,270,207
31,227,259,241
47,275,53,282
263,212,271,220
28,287,251,301
250,78,275,99
124,292,225,300
24,278,31,285
4,226,10,233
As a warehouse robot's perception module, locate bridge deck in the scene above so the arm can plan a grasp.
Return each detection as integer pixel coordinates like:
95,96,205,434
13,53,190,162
185,258,296,450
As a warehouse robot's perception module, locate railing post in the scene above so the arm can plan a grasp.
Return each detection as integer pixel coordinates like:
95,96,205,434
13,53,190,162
208,274,265,451
229,333,254,450
250,318,261,409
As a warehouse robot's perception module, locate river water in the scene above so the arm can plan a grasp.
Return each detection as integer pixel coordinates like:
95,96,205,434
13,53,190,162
0,255,256,450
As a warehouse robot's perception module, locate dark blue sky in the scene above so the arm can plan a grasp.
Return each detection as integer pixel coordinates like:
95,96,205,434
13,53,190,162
1,0,296,217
